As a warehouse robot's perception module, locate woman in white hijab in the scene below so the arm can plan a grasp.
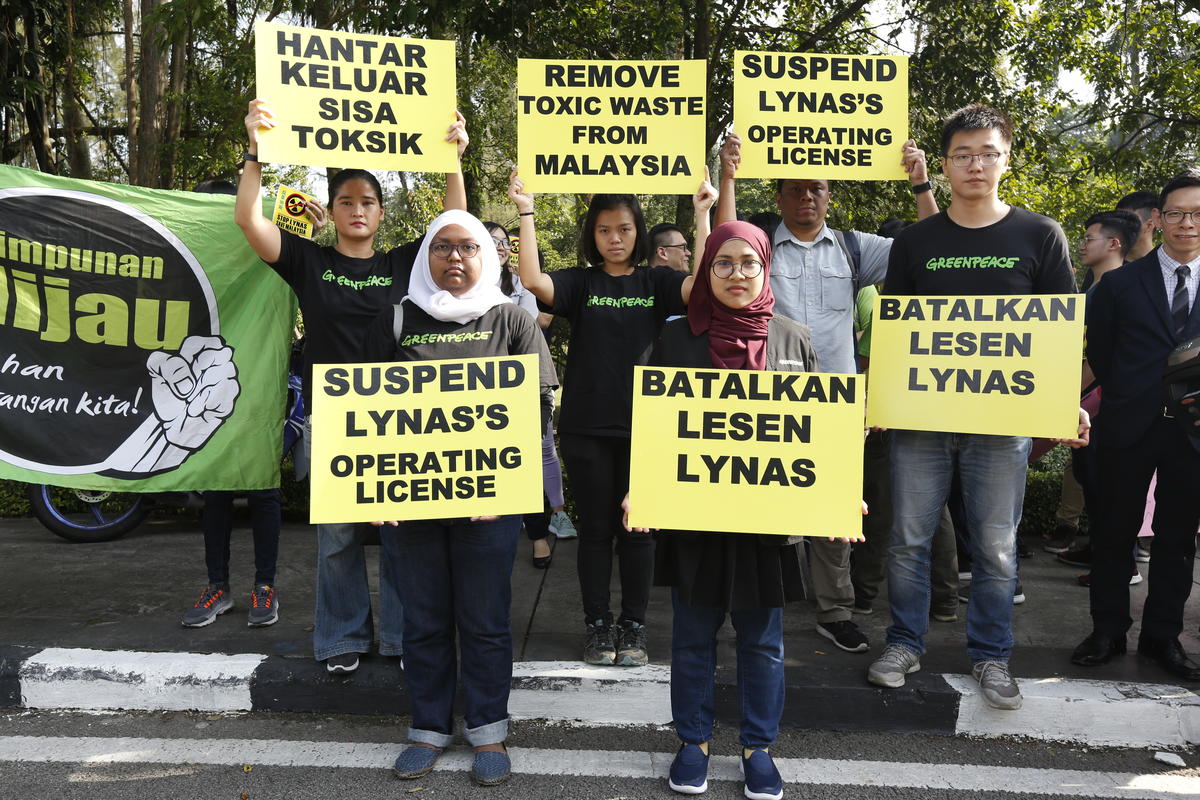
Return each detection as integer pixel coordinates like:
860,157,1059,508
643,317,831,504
362,209,558,787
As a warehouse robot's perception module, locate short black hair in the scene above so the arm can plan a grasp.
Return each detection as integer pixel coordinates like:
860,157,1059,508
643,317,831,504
877,217,912,239
747,211,782,237
1115,191,1158,222
648,223,686,251
580,194,648,266
1159,168,1200,212
1084,210,1142,258
940,104,1013,156
328,168,383,207
193,179,236,195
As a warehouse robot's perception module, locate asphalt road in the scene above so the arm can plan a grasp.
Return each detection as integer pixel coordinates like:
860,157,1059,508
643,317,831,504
1,709,1196,800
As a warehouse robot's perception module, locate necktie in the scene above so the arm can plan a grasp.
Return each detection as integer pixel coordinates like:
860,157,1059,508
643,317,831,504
1171,264,1191,335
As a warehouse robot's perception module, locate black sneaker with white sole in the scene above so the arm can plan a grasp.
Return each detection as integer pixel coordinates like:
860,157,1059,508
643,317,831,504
181,584,233,627
325,653,359,674
816,620,869,653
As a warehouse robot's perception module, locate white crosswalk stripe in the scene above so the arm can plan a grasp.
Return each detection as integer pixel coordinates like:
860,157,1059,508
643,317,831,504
0,735,1196,798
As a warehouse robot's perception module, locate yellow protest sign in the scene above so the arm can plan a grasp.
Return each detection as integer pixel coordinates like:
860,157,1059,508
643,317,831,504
517,59,707,194
272,184,317,238
732,51,908,180
309,355,544,523
628,367,864,537
865,295,1084,438
254,21,457,172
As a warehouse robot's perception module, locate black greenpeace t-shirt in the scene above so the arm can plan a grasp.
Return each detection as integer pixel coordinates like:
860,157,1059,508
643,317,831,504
884,208,1075,296
361,300,560,429
269,230,420,407
547,265,686,437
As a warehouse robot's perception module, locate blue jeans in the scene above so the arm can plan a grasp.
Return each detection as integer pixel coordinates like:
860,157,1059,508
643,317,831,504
886,430,1029,663
313,521,405,660
670,590,784,749
394,515,521,748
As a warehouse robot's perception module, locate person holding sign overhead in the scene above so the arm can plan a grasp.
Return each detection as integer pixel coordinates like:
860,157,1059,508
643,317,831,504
868,105,1086,709
361,209,558,786
235,98,470,675
714,131,937,655
508,167,714,667
624,220,816,800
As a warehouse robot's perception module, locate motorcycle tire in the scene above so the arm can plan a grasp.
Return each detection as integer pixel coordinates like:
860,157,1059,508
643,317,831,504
27,484,150,543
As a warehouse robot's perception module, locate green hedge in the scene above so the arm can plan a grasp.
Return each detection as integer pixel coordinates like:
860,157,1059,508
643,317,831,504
4,448,1081,533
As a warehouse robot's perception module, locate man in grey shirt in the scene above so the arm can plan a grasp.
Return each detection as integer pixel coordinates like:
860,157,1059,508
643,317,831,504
714,133,938,653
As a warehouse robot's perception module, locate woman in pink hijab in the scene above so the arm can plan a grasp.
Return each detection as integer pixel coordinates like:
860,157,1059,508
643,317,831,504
627,221,818,800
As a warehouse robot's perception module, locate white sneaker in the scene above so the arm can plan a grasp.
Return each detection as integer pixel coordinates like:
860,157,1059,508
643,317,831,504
549,510,577,538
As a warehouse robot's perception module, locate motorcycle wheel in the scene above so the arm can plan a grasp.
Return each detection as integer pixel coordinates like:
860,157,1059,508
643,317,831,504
27,484,150,543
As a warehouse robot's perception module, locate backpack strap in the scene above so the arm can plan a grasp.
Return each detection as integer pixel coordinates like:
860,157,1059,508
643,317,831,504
831,228,862,292
392,297,408,345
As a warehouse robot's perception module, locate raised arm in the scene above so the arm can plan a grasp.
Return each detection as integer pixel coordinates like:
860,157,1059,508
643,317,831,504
901,139,938,220
443,110,469,211
234,99,283,263
714,133,741,226
507,168,554,304
682,167,719,303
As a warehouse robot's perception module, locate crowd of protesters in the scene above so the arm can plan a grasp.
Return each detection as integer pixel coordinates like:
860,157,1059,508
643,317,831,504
171,98,1199,797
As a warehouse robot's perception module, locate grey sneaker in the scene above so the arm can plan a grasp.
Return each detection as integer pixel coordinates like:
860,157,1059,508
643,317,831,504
616,620,649,666
181,584,233,627
866,644,921,688
247,584,279,627
549,510,578,539
972,660,1022,710
583,620,616,665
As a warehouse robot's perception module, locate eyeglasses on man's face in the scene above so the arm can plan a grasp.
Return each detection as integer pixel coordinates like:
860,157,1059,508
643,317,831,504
944,152,1004,168
1161,210,1200,225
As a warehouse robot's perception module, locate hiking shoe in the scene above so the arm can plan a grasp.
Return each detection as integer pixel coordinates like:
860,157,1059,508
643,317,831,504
247,584,279,627
1042,523,1077,554
1057,546,1092,567
668,743,709,794
866,644,921,688
393,744,442,779
816,620,869,653
181,584,233,627
851,600,873,616
740,749,783,800
325,652,359,674
548,510,578,539
971,660,1022,710
583,620,616,665
931,607,958,623
616,619,649,666
1134,542,1151,563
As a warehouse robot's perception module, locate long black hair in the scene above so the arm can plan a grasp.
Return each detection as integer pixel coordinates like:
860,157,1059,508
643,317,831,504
483,221,515,296
327,168,384,207
580,194,649,267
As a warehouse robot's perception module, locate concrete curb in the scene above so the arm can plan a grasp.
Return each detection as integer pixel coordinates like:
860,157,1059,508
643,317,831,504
4,645,1197,747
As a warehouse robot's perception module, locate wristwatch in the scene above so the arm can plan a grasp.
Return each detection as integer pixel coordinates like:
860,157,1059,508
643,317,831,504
911,180,933,194
242,151,259,163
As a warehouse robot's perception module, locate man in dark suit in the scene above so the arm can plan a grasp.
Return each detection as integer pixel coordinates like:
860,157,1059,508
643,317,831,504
1072,169,1200,681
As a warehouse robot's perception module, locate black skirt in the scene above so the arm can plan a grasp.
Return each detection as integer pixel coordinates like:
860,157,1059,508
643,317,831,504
654,531,806,612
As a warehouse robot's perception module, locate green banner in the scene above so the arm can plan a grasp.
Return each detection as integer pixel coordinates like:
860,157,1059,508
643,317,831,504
0,165,297,491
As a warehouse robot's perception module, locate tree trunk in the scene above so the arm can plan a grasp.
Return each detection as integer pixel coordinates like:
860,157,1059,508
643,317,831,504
123,0,138,180
64,0,93,178
21,10,54,172
160,24,189,187
134,0,166,186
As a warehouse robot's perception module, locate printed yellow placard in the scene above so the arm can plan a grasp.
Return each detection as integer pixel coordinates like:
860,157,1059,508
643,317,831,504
628,367,864,537
865,295,1084,438
732,51,908,180
272,184,317,238
517,59,707,194
310,355,543,523
254,21,457,172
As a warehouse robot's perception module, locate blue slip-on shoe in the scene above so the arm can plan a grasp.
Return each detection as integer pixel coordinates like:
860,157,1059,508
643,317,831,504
741,749,783,800
470,748,511,786
393,745,442,779
668,743,709,794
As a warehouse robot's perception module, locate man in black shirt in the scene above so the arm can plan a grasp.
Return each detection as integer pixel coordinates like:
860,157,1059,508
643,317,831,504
867,105,1082,710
